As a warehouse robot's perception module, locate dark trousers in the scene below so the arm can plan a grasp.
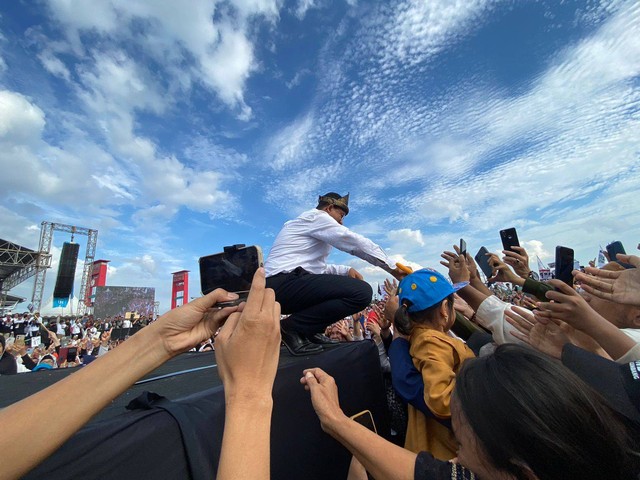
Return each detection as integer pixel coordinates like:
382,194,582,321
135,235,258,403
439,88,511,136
266,268,373,335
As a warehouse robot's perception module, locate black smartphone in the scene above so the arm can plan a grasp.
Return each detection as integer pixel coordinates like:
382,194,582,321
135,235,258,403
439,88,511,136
500,228,520,253
66,347,78,363
350,410,377,434
459,238,467,258
555,246,574,286
474,247,493,279
605,241,633,268
199,245,264,306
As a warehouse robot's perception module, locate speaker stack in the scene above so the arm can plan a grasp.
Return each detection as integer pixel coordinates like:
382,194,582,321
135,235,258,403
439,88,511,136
53,242,80,301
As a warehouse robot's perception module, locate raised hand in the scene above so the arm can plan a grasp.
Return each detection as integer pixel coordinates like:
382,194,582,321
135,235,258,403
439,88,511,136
149,285,243,357
574,255,640,307
486,254,520,284
502,246,531,278
383,278,398,297
505,306,570,359
215,268,281,402
440,246,470,283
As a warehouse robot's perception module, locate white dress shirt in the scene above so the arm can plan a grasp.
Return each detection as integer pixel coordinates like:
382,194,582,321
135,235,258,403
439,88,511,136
265,209,396,277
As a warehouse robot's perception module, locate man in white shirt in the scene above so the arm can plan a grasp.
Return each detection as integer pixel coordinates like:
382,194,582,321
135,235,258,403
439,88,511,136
265,192,404,355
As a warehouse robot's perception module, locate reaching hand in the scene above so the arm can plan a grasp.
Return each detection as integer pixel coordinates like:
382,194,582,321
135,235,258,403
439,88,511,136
150,283,244,358
383,278,398,297
464,252,480,281
383,295,398,329
535,279,606,331
487,254,520,284
440,246,470,284
375,303,391,331
390,267,409,281
215,268,281,402
453,294,475,320
573,255,640,307
502,246,531,278
366,319,381,340
300,368,345,433
505,306,571,359
348,268,364,281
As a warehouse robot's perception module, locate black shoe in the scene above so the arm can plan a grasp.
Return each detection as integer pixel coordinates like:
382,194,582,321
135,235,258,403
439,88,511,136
280,325,323,356
308,333,341,347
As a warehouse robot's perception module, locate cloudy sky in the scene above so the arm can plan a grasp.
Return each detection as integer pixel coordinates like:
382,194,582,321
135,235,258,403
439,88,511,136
1,0,638,314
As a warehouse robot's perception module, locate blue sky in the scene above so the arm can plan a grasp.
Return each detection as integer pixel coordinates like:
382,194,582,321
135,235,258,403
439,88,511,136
1,0,639,314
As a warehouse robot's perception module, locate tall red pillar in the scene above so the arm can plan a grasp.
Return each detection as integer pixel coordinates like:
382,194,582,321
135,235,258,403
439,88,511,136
86,260,109,307
171,270,189,309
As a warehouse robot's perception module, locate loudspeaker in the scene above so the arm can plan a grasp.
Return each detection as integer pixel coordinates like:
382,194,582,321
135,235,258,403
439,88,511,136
53,243,80,300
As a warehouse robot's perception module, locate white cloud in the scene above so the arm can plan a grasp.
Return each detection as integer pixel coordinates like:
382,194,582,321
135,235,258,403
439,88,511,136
43,0,281,118
0,90,46,144
37,50,71,81
294,0,319,20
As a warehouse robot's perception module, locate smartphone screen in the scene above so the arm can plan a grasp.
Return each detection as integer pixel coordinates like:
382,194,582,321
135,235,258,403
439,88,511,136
555,246,574,286
350,410,377,434
459,238,467,258
474,247,492,279
500,228,520,253
199,245,263,297
66,347,78,363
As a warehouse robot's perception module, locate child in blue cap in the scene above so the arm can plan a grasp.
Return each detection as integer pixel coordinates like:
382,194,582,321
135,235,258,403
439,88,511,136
396,268,475,460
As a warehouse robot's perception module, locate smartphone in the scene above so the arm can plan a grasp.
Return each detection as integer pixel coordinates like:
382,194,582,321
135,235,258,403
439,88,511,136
350,410,377,434
606,241,633,268
555,246,575,286
474,247,493,279
199,245,264,306
66,347,78,363
500,228,520,253
57,347,68,366
459,238,467,258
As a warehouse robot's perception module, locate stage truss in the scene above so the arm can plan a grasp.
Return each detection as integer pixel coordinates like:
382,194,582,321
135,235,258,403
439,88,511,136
32,222,98,314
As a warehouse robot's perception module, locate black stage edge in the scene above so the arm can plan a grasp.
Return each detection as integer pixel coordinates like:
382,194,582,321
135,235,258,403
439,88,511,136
2,341,389,480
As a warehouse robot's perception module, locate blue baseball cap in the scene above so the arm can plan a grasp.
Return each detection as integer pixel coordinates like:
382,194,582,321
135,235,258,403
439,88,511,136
398,269,468,313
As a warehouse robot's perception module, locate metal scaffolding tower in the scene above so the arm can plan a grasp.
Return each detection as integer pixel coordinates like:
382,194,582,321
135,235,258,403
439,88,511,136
32,222,98,314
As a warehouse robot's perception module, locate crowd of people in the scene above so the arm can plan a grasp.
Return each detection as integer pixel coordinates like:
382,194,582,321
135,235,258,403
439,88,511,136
0,313,155,375
0,190,639,479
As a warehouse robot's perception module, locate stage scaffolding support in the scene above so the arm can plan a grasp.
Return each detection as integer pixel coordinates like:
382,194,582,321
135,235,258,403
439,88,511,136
32,222,98,315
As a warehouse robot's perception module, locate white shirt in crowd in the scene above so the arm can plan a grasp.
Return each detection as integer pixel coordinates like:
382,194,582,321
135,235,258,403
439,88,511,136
56,322,66,335
265,209,396,277
122,319,132,328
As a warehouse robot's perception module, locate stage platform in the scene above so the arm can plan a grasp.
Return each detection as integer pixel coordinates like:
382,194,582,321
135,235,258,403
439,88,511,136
1,341,389,480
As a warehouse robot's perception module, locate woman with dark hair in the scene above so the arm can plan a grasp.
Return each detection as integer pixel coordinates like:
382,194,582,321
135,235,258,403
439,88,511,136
301,343,640,479
394,269,475,459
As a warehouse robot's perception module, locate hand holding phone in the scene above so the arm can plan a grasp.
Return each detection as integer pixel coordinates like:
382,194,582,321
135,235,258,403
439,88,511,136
474,247,492,279
459,239,467,258
555,246,574,286
500,228,520,253
199,245,264,306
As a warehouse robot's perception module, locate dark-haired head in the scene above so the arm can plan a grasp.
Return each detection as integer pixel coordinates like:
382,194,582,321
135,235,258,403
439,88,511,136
394,293,455,336
453,344,640,479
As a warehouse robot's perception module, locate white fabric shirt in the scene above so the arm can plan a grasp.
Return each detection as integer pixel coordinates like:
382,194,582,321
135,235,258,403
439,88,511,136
265,209,396,277
475,295,525,346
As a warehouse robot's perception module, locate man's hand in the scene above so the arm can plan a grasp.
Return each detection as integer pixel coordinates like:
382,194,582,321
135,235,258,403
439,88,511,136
440,246,470,283
347,268,363,280
573,255,640,307
390,267,408,281
215,268,281,402
502,246,531,278
300,368,345,434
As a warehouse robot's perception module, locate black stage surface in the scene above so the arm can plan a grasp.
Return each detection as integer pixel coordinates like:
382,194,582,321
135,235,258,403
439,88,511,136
1,341,389,480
